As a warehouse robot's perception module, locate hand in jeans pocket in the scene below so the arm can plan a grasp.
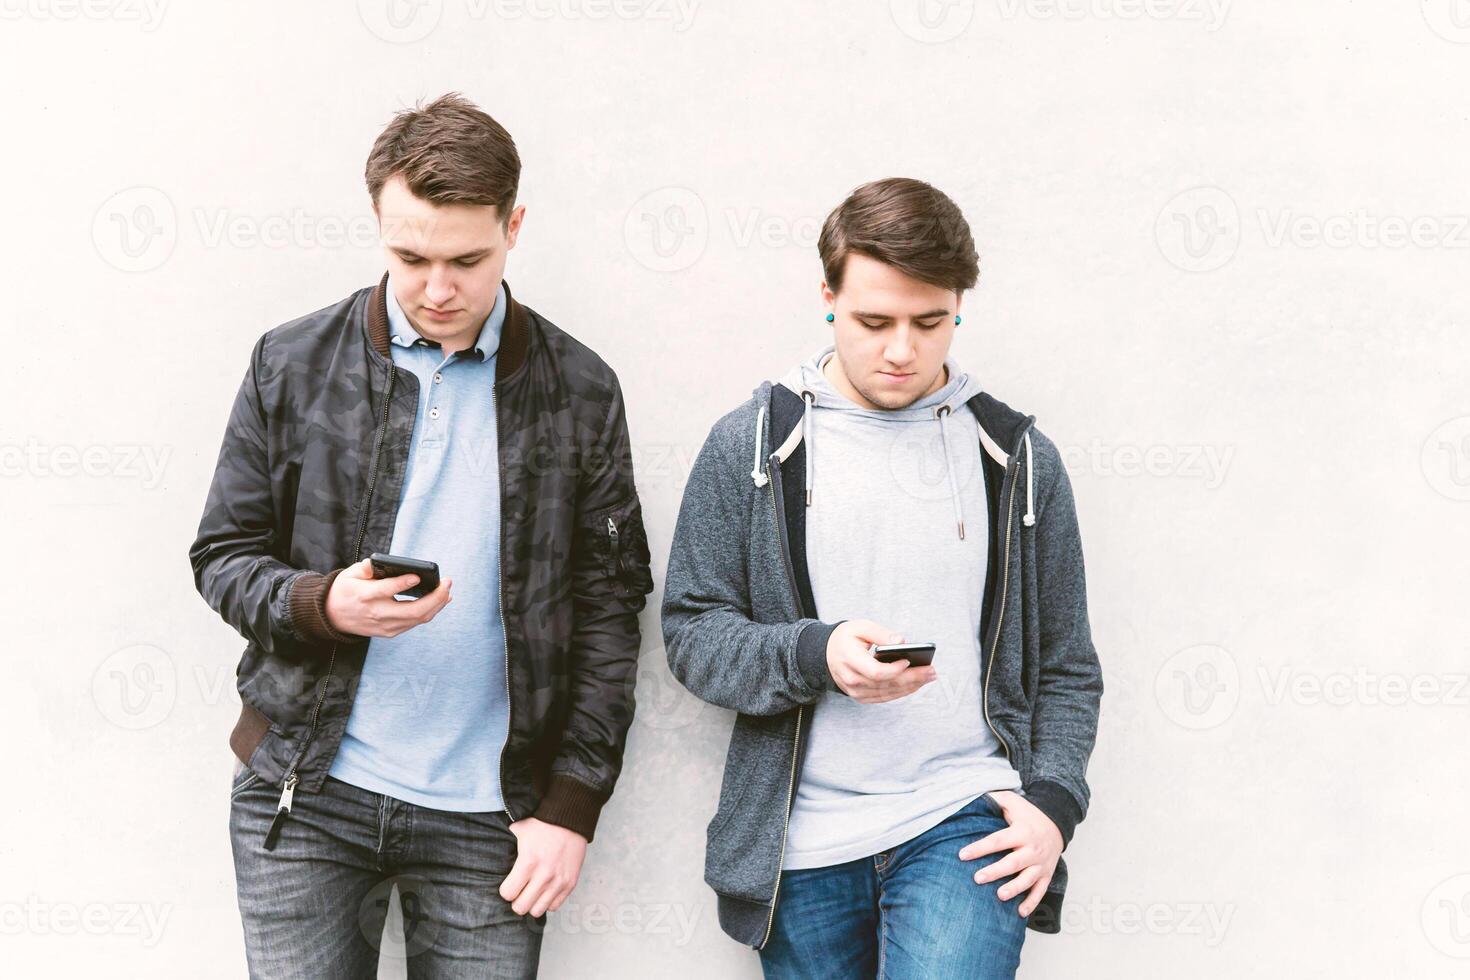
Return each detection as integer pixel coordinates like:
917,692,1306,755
958,790,1063,917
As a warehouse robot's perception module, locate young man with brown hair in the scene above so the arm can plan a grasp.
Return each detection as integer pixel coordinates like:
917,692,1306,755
190,93,653,978
662,178,1103,978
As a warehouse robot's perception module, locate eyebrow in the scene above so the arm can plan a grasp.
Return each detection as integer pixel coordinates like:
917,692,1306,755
392,247,493,262
850,309,951,321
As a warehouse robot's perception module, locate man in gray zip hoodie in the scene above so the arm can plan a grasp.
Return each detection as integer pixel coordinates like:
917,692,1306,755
662,178,1103,979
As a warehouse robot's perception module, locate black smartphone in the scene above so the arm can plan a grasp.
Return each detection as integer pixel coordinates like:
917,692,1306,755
368,553,441,600
871,642,937,667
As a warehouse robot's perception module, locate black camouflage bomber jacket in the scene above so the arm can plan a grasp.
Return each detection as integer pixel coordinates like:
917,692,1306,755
189,273,654,841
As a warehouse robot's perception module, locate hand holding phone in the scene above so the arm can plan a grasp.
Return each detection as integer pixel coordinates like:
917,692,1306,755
824,620,938,704
323,557,452,639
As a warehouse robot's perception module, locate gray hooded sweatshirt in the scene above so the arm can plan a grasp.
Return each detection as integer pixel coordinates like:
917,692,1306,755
775,348,1022,870
662,359,1103,949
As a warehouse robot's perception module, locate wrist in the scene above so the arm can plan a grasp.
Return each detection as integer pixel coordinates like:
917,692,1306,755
533,773,607,843
1021,779,1084,850
287,567,359,644
796,619,843,695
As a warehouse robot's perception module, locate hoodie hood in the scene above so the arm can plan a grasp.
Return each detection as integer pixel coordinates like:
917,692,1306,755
765,346,1035,539
776,345,984,421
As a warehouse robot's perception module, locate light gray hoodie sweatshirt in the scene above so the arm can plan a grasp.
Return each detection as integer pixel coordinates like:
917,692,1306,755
775,348,1022,870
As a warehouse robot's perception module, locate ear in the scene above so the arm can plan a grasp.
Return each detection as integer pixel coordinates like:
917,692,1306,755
820,280,836,318
505,204,527,250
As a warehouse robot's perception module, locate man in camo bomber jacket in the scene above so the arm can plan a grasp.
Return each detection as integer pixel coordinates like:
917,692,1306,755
189,94,653,979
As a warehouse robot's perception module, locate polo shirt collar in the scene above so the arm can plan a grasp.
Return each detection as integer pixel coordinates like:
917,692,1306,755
385,273,506,362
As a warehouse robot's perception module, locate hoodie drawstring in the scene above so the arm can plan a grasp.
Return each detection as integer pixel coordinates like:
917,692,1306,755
801,390,815,506
1022,431,1036,527
751,386,1039,535
935,405,965,540
750,404,769,487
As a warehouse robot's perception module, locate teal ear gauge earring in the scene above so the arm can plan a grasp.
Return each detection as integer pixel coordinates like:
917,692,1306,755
826,313,835,322
955,314,962,325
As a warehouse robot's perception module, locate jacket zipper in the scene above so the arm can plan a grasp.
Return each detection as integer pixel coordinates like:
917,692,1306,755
492,380,517,823
264,363,398,851
980,421,1035,769
758,451,808,951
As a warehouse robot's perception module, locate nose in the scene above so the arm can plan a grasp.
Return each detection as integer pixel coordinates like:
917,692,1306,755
884,324,917,367
424,267,456,306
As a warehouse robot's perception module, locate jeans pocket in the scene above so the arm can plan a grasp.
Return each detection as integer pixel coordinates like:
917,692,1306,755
977,792,1006,820
230,764,263,800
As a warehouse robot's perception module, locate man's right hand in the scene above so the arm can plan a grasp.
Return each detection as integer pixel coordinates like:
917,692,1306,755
825,620,937,704
324,558,453,638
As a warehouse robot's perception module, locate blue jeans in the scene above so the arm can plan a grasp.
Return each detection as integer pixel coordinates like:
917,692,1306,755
759,793,1028,980
229,766,543,979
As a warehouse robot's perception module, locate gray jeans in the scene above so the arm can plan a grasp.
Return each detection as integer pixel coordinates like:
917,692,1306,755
229,765,543,979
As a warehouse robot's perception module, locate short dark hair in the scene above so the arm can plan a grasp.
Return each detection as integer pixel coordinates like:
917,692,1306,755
818,178,979,294
364,92,521,223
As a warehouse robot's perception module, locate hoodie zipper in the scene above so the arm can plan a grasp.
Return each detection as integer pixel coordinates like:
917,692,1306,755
980,421,1035,769
758,451,808,951
264,363,397,851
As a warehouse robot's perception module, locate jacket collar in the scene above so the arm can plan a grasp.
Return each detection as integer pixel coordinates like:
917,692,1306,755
366,271,531,382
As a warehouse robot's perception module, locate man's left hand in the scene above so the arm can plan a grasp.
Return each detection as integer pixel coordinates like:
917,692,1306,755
499,817,587,917
958,790,1063,918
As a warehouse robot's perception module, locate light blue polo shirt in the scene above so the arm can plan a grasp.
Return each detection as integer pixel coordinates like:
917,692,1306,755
328,275,510,812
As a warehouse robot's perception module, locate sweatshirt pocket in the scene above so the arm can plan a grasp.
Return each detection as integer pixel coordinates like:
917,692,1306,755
704,726,790,903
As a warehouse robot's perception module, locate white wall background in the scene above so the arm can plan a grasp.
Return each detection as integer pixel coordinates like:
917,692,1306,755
3,1,1469,976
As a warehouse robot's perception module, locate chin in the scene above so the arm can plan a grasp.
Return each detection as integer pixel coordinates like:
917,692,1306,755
857,383,916,411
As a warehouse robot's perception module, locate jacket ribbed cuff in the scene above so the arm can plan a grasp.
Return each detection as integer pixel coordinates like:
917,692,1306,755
1022,778,1085,849
795,620,843,695
286,567,358,645
533,773,609,842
